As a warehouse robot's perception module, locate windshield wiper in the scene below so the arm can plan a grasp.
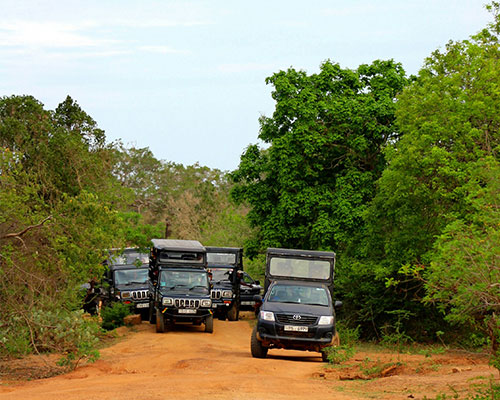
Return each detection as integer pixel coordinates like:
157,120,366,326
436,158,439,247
167,284,187,290
126,281,146,285
189,285,208,291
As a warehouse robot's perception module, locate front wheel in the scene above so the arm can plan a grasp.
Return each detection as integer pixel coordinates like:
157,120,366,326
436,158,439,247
205,314,214,333
321,350,329,362
156,309,165,333
251,326,268,358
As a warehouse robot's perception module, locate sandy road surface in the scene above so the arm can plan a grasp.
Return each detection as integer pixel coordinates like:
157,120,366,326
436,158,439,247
0,317,343,400
0,316,496,400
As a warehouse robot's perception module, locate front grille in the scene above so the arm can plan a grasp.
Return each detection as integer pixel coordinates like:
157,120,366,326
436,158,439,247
276,326,316,338
211,289,222,299
131,290,149,300
174,299,200,309
276,314,317,325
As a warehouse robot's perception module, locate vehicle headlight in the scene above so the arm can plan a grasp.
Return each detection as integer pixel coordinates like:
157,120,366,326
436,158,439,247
201,299,212,308
222,290,233,298
260,311,275,321
162,297,173,306
318,316,334,325
121,291,131,299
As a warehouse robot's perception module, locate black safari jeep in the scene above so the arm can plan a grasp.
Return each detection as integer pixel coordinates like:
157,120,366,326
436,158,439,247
251,248,341,362
206,246,242,321
101,248,150,319
239,271,263,313
148,239,213,333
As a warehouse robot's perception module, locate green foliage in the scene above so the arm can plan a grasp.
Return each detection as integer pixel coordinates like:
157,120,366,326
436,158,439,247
114,144,253,247
380,309,414,352
0,95,135,358
325,321,360,364
100,303,132,331
341,3,500,340
231,59,410,256
0,308,100,365
243,254,266,283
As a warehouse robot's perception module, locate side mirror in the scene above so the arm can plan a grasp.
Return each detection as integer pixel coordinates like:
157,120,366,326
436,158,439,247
253,294,262,303
334,300,343,310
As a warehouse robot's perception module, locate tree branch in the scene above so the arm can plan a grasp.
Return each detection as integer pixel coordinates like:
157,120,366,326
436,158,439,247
1,215,52,240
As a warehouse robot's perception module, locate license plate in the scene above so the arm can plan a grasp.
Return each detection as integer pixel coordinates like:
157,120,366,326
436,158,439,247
178,309,197,314
284,325,308,332
136,303,149,309
241,301,255,305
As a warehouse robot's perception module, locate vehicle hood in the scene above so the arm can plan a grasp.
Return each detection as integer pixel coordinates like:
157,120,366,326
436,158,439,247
115,284,148,292
240,284,261,294
159,288,210,298
212,281,233,290
261,301,332,316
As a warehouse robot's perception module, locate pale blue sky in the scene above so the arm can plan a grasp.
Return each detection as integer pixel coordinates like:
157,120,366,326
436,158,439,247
0,1,491,171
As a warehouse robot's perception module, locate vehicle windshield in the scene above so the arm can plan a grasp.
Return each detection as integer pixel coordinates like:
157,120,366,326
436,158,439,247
159,270,209,292
110,251,149,266
207,253,236,264
114,268,149,285
210,267,232,283
269,257,331,280
268,284,330,306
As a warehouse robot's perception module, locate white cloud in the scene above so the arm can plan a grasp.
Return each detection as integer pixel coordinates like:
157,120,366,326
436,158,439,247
139,45,190,55
0,21,114,48
106,18,213,29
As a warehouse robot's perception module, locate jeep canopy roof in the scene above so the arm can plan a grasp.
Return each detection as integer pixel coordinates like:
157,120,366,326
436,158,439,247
151,239,205,252
206,246,242,268
265,248,336,294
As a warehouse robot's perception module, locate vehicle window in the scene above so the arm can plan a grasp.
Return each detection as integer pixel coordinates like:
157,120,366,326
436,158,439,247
241,272,255,285
158,251,204,264
268,284,329,306
210,268,232,282
110,252,149,266
114,268,148,285
207,253,236,264
159,270,208,291
269,257,331,280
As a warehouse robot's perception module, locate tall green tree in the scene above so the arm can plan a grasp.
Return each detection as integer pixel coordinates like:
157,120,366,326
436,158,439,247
357,3,500,343
231,60,410,256
0,95,131,358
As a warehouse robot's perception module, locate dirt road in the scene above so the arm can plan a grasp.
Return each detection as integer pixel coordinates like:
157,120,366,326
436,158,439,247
0,315,496,400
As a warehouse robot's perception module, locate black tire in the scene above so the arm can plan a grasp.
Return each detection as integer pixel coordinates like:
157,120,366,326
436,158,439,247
156,309,165,333
140,309,149,321
251,326,268,358
205,315,214,333
227,303,239,321
321,349,329,362
149,302,156,324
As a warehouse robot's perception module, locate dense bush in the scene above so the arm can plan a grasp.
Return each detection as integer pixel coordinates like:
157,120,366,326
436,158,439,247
100,303,133,331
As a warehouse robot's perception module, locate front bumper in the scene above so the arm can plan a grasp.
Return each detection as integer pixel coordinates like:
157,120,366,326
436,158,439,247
160,306,212,321
256,319,335,351
240,293,260,310
212,298,234,309
121,300,149,311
